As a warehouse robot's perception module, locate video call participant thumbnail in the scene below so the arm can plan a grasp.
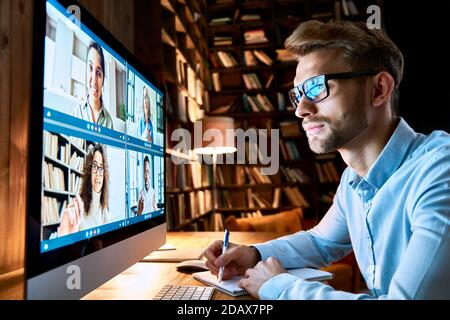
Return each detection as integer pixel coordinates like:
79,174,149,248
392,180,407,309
58,143,111,236
138,86,154,143
73,41,114,130
137,155,157,215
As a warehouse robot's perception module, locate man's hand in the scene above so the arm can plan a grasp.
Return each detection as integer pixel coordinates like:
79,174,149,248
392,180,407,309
203,240,261,280
237,256,287,299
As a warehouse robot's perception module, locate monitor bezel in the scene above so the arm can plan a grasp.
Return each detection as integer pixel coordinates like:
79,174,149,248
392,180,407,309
26,0,167,283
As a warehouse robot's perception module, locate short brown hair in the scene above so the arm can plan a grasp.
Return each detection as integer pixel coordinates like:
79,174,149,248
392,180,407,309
285,20,404,114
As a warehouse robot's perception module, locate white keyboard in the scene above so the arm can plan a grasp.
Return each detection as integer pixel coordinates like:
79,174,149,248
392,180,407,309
153,285,214,300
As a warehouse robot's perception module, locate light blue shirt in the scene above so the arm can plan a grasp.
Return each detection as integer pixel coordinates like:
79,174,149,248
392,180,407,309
254,118,450,299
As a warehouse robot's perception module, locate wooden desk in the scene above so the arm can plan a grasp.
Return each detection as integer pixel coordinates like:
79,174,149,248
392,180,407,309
83,232,283,300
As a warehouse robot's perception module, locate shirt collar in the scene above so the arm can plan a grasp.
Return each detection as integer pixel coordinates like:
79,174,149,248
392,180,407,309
83,98,105,118
348,117,418,190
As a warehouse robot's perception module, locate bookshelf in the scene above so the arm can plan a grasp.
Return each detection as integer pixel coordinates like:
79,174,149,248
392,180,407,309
134,0,377,230
205,0,370,225
41,132,87,239
135,0,215,231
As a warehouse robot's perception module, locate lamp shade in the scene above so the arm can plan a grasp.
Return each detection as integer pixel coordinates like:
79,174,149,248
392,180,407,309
193,116,237,155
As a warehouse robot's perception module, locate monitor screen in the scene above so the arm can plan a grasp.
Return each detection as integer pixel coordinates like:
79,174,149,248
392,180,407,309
26,0,166,299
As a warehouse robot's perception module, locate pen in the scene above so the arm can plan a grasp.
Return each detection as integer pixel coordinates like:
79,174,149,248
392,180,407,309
218,229,229,283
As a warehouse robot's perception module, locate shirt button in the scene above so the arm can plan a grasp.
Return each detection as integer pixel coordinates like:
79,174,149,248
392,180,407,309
364,203,370,209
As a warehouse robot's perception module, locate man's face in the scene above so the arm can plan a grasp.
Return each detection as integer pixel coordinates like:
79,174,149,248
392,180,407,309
294,50,369,154
144,160,150,191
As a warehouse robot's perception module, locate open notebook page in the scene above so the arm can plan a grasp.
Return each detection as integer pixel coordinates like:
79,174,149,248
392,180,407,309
193,268,333,297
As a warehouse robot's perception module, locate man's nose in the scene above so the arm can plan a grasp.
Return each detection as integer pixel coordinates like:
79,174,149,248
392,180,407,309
295,96,317,119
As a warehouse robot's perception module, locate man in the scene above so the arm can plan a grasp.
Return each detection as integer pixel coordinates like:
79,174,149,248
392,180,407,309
204,20,450,299
137,156,157,215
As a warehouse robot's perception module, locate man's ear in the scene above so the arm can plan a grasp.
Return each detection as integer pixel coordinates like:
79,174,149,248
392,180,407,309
371,71,395,107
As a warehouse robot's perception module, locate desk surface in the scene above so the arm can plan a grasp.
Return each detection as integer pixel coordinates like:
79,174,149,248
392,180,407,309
83,232,282,300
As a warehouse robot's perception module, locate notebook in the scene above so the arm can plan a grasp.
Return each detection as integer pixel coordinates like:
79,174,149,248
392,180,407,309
193,268,333,297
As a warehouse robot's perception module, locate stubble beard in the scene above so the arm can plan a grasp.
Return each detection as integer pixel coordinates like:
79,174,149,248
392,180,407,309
307,98,368,154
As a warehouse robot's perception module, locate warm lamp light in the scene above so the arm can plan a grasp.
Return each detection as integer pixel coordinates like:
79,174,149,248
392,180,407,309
193,116,237,155
193,116,236,230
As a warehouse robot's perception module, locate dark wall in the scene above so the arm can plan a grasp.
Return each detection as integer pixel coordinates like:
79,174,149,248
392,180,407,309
383,1,450,134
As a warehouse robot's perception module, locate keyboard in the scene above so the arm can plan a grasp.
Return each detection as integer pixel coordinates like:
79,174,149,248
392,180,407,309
153,285,215,300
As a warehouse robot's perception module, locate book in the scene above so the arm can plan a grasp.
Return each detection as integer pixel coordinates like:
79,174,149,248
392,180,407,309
193,268,333,296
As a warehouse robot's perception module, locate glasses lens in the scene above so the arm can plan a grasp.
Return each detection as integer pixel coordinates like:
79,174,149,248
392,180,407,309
288,87,303,109
303,75,327,102
92,163,104,176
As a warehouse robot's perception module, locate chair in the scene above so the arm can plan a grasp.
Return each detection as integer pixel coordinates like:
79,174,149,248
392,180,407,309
224,208,361,293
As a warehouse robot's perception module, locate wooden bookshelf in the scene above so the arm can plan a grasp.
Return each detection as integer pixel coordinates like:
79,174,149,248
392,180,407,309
135,0,215,231
205,0,365,224
133,0,372,230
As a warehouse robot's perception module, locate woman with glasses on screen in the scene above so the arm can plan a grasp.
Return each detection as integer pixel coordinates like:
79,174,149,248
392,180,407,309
73,41,114,130
58,143,110,236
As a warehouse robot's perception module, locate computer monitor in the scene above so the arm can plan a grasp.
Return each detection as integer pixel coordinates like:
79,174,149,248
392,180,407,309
26,0,166,299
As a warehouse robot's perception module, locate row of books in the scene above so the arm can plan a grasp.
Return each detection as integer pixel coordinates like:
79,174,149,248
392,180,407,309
41,196,66,226
69,152,85,173
211,49,293,70
69,172,81,194
176,57,204,106
249,189,276,208
311,0,360,21
70,136,86,152
166,159,212,191
44,132,70,163
315,161,340,183
283,187,310,208
210,91,287,114
209,10,262,26
213,35,233,46
279,140,301,160
210,51,239,68
211,164,312,187
244,73,274,89
211,185,311,210
43,161,66,192
244,29,268,44
166,190,213,230
215,165,241,186
280,166,311,184
244,50,273,66
243,93,276,112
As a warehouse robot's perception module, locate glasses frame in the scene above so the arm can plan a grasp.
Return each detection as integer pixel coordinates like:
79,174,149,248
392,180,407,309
289,70,378,106
91,162,105,176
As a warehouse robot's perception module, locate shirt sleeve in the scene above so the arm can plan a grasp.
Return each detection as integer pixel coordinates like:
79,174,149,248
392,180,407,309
253,180,353,269
259,149,450,300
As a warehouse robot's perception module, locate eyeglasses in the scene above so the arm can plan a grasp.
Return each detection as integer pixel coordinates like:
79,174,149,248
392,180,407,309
288,70,378,108
91,162,104,176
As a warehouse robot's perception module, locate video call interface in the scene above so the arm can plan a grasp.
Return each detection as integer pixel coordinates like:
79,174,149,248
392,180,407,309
40,0,165,252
